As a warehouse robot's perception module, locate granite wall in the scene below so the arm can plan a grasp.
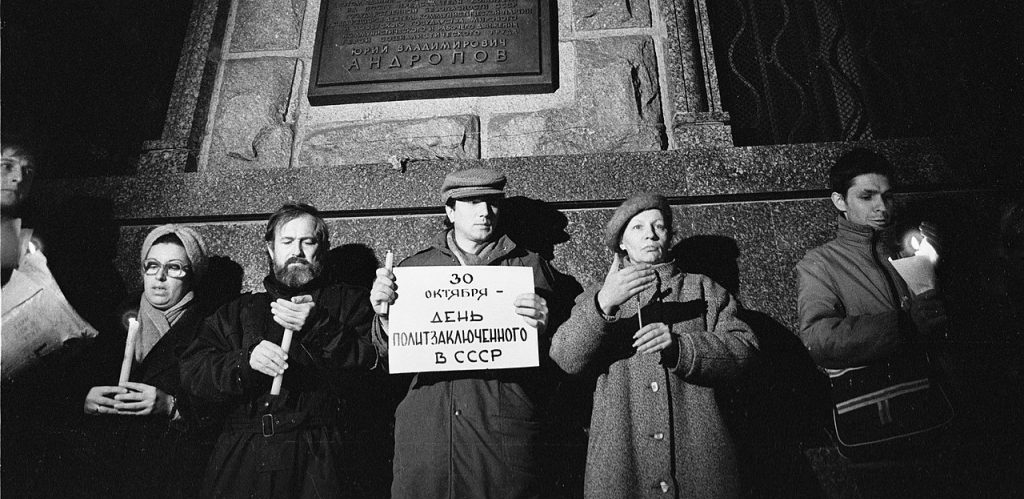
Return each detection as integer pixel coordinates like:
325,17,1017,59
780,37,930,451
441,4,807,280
193,0,732,171
36,137,1016,334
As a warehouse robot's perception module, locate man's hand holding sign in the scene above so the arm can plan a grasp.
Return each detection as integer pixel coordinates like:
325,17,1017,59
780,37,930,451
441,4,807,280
372,265,543,373
376,168,565,497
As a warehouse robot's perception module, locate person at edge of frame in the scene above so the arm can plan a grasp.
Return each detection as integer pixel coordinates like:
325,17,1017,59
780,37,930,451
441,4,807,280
795,148,954,497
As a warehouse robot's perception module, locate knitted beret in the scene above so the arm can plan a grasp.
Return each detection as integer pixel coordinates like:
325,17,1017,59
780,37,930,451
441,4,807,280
140,224,209,283
441,168,507,203
604,193,673,254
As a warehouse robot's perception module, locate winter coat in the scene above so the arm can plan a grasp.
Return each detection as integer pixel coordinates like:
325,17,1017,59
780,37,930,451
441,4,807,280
180,276,378,499
550,263,757,499
795,216,915,369
42,293,217,499
378,231,562,499
119,297,219,498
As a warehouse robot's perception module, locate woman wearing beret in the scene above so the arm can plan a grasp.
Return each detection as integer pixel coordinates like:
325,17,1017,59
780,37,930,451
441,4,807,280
550,193,758,499
63,225,219,499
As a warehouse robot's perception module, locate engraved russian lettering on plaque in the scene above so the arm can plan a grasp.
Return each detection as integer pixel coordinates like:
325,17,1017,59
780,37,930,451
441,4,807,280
308,0,556,105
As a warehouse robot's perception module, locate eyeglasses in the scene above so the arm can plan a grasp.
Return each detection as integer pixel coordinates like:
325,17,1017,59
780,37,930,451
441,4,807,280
142,260,190,278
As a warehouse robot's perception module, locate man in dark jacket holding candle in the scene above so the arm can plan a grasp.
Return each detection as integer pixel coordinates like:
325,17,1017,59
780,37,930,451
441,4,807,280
181,203,379,499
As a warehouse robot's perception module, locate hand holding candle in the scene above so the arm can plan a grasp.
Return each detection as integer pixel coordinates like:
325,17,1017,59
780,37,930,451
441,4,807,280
118,317,140,385
381,250,395,315
269,329,294,396
889,231,940,295
267,294,314,395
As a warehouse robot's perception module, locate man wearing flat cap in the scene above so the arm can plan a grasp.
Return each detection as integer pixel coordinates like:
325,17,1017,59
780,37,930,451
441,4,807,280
370,168,564,499
550,193,757,499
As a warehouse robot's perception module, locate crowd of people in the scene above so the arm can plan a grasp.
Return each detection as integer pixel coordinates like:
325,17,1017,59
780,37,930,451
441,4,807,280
2,142,1022,498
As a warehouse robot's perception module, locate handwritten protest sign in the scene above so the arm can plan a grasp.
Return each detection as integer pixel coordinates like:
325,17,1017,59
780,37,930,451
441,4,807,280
387,266,537,374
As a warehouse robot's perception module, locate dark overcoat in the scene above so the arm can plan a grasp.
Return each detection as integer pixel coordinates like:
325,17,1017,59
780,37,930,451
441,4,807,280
180,276,378,499
120,298,220,498
378,231,563,499
47,293,218,499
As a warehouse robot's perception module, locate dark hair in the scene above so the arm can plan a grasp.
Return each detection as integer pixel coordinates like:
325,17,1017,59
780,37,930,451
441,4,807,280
443,198,455,230
1,136,38,169
829,148,896,197
264,202,329,255
441,196,504,230
151,233,184,247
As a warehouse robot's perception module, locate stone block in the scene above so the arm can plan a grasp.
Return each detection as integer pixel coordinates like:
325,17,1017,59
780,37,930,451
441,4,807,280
488,37,665,158
673,122,734,148
208,58,297,170
299,116,481,168
38,139,972,223
487,151,687,205
682,203,792,323
556,210,616,289
136,140,191,174
574,0,652,31
230,0,305,52
683,139,960,197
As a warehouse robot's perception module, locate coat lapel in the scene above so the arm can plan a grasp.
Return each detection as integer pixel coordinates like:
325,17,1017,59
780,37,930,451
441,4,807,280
135,307,203,385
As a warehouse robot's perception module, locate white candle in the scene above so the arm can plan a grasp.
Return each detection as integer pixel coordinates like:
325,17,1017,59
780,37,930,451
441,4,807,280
269,329,294,396
382,250,395,315
118,318,139,385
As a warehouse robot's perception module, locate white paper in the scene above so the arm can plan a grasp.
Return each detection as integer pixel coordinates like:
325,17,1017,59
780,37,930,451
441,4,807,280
2,250,98,380
888,256,936,295
888,237,938,295
387,266,537,374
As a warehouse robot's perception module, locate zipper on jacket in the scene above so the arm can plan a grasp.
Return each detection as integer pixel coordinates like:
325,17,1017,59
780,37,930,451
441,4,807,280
870,231,901,308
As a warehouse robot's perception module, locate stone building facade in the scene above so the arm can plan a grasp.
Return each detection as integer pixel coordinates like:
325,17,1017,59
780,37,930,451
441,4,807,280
37,0,1015,325
31,1,1022,494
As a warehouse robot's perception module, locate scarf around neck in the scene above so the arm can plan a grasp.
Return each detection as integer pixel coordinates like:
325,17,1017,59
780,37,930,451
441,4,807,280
134,290,194,363
446,230,505,266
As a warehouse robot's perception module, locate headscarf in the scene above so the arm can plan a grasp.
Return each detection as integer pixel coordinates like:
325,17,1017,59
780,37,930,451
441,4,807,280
139,224,208,282
134,224,208,362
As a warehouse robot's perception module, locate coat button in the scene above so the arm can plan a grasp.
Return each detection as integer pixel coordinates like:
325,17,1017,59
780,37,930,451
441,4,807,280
652,432,664,440
454,409,461,416
650,381,659,392
659,481,669,493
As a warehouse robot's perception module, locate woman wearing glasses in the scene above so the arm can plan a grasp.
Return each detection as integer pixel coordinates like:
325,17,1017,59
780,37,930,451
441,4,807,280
74,224,216,499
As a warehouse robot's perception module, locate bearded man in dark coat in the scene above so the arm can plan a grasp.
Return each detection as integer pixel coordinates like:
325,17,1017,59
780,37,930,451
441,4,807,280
181,202,379,499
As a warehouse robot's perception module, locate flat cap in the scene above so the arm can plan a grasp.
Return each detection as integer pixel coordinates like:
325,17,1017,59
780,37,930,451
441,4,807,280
441,168,507,203
604,193,672,254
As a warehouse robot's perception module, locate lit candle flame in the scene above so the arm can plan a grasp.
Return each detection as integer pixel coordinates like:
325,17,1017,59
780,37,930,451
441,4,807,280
121,311,138,331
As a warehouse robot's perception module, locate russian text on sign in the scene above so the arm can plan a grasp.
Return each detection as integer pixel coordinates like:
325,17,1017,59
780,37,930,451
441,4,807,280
387,266,537,373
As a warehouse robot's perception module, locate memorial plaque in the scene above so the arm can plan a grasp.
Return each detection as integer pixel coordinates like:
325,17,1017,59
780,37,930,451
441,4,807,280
308,0,556,104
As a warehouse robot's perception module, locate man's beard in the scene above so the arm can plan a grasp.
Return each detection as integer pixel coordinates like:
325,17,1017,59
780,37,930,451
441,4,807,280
273,256,323,288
